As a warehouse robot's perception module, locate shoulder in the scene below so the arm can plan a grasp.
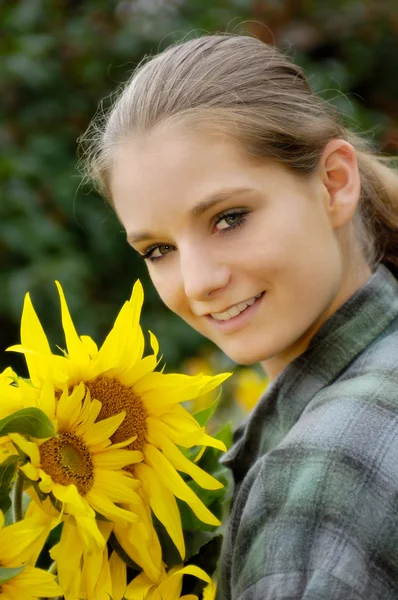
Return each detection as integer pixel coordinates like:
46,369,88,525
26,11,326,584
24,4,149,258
225,334,398,599
294,325,398,463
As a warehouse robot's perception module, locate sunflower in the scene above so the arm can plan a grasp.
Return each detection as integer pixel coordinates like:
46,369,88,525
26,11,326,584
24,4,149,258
9,379,145,550
0,510,62,600
8,281,230,559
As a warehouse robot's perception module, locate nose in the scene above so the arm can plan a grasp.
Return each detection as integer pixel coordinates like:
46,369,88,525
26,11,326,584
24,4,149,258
179,244,231,301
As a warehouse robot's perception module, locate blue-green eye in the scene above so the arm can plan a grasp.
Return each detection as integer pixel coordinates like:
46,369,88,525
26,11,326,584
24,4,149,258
215,210,247,231
141,244,174,262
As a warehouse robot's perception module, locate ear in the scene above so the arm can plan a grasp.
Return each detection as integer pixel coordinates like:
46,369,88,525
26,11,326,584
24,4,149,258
319,139,361,230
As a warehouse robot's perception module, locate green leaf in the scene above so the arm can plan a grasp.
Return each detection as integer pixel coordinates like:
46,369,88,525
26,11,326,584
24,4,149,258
0,455,20,513
0,408,56,439
193,394,221,428
184,529,222,562
0,565,25,585
0,492,11,514
214,421,233,449
0,455,20,490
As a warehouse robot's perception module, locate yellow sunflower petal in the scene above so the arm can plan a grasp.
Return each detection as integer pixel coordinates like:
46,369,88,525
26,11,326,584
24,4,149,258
74,515,105,549
55,280,92,367
52,483,94,518
20,462,39,481
38,468,53,493
96,281,145,374
144,445,220,527
50,520,84,600
94,469,142,504
0,521,44,566
148,330,159,356
157,565,211,600
81,539,111,599
80,335,98,358
84,488,139,524
56,381,86,430
114,501,163,583
124,571,156,600
155,409,226,451
135,462,185,559
135,372,231,412
117,355,158,388
73,396,102,435
2,564,62,597
8,433,40,465
7,345,71,388
109,551,127,600
17,292,51,383
38,379,56,422
82,410,126,446
149,426,223,490
92,448,143,470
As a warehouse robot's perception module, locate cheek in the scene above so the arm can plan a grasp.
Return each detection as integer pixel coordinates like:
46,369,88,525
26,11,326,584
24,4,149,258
149,268,186,315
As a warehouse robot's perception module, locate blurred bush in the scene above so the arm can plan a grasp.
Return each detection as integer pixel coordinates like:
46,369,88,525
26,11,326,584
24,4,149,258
1,1,397,401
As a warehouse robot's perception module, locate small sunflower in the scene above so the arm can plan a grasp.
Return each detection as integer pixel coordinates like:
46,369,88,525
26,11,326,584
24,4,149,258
0,510,62,600
10,379,144,549
9,281,230,558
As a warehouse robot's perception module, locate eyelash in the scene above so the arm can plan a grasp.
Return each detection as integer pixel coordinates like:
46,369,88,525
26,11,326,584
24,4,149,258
140,209,248,263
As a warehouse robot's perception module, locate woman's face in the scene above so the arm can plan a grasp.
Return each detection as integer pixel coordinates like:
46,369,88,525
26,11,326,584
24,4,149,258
110,128,350,377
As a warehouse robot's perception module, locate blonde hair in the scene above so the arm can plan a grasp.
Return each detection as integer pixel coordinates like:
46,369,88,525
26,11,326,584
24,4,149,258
80,34,398,276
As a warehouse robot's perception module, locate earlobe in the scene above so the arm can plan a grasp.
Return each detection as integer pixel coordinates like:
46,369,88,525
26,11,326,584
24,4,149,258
320,139,361,229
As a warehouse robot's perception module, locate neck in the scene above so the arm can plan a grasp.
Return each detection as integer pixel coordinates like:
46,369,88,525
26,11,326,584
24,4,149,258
261,260,373,383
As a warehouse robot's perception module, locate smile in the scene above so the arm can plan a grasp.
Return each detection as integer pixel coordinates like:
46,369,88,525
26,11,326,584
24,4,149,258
210,292,264,321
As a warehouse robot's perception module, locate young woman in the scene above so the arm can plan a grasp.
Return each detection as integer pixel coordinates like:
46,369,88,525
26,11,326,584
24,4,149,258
80,34,398,599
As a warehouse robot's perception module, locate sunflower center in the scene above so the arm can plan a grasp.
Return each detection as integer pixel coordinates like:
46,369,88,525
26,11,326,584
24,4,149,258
39,432,94,495
87,376,148,459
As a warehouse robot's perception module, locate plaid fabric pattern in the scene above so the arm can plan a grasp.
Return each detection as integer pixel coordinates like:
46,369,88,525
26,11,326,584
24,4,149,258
216,265,398,600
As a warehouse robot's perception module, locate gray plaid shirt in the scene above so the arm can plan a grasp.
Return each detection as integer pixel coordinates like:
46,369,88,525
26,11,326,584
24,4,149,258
216,265,398,600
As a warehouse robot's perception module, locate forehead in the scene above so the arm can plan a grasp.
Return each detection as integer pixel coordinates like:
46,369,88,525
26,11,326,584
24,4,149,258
110,127,254,205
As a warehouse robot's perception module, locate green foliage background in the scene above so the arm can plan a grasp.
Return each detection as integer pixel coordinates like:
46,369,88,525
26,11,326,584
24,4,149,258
1,0,397,374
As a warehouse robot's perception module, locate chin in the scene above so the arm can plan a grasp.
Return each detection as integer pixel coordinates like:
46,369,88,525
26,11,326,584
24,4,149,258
222,347,266,366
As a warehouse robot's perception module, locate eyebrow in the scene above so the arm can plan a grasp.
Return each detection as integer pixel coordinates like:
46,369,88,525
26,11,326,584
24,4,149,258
127,186,252,245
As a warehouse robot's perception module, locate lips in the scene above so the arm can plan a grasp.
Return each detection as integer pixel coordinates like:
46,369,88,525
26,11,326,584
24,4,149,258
210,293,264,321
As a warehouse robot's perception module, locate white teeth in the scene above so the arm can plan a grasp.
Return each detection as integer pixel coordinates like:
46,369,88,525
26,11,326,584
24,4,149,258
227,305,241,318
210,293,263,321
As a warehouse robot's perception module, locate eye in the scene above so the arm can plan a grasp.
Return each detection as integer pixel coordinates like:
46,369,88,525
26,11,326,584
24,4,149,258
141,244,175,262
214,210,247,232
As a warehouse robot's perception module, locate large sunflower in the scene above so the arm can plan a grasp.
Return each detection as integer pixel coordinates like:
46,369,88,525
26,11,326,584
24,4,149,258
9,281,230,558
0,509,62,600
9,379,145,550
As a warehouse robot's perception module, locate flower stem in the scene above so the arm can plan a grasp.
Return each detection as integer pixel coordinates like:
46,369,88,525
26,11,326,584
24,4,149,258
48,561,57,575
12,470,24,522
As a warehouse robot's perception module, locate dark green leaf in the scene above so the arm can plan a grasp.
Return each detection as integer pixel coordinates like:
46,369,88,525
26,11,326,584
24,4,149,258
0,407,56,439
214,422,233,449
0,492,11,514
0,565,25,585
193,394,221,428
184,529,222,562
0,454,20,490
0,455,20,513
